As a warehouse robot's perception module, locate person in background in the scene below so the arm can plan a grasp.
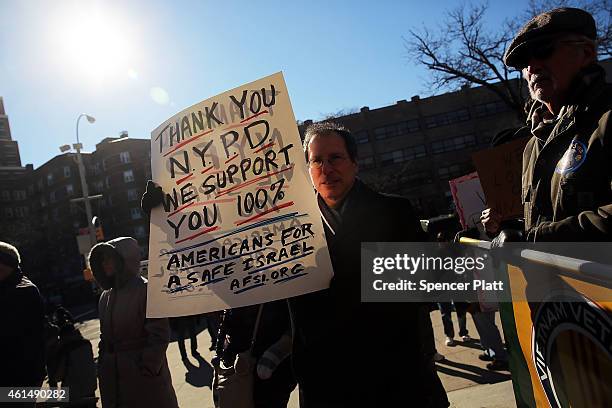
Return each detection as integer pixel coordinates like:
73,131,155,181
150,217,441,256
55,321,97,407
89,237,178,408
438,302,471,346
43,316,61,387
0,241,46,389
170,315,200,362
204,311,222,351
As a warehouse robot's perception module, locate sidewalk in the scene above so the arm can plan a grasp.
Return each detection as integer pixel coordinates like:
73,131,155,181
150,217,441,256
430,309,517,408
73,308,516,407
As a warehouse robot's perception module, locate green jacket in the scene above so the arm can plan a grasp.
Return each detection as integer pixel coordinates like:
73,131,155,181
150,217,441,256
522,64,612,241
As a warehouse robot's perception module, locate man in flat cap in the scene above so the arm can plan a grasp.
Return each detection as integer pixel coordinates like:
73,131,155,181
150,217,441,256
504,7,612,241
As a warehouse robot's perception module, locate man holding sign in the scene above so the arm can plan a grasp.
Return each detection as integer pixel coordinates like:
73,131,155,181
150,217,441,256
292,122,448,407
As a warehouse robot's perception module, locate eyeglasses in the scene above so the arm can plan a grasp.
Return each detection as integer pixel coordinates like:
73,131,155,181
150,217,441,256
308,154,349,169
518,40,590,69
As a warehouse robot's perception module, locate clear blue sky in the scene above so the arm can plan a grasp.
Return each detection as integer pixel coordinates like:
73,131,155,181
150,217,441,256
0,0,530,168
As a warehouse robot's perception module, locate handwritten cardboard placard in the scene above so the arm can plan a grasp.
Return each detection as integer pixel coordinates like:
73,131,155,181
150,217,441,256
449,172,486,230
146,72,334,317
471,137,529,220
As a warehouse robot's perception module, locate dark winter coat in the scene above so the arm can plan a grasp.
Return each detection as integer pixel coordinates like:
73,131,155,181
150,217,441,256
291,180,448,407
89,237,178,408
0,268,45,387
522,64,612,241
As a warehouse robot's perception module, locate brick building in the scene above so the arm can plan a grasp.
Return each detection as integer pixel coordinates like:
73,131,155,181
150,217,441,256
0,109,151,301
0,97,33,251
89,134,152,247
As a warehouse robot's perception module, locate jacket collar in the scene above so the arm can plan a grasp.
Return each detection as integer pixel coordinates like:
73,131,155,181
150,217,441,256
317,179,375,235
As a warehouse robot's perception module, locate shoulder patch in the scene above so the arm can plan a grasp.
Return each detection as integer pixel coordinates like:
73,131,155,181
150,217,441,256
555,140,587,174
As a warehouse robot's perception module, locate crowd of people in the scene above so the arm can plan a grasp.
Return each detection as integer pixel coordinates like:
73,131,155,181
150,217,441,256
1,6,610,407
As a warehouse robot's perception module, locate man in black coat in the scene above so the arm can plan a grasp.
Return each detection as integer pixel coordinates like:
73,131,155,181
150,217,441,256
0,241,46,388
292,122,448,407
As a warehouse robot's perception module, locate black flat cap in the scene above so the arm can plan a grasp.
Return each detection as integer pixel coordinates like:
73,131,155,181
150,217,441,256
504,7,596,68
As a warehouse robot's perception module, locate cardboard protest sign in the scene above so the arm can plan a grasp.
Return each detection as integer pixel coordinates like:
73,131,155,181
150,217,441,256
449,172,486,230
146,72,334,317
471,137,529,220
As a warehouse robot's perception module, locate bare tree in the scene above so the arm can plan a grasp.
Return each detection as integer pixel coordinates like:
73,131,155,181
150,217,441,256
405,0,611,119
319,107,359,121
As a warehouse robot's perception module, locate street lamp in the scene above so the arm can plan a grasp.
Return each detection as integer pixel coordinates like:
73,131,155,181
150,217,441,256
67,113,97,249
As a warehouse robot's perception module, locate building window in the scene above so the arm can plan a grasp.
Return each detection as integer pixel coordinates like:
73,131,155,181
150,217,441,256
63,166,71,178
66,184,74,196
52,208,59,221
49,191,56,203
40,198,47,207
354,130,370,144
403,145,427,160
105,176,111,189
123,170,135,183
70,202,78,215
406,171,433,186
360,156,375,170
37,179,43,190
5,208,13,217
438,164,464,180
94,181,104,193
424,109,470,129
13,190,26,200
127,189,139,201
380,150,404,166
47,173,54,185
120,151,131,164
473,100,508,118
431,134,476,154
1,191,10,201
134,225,146,237
374,120,419,141
15,207,28,217
130,208,142,220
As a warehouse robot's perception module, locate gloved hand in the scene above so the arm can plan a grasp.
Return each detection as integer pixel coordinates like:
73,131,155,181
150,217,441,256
141,180,164,216
256,333,292,380
453,227,479,243
490,229,524,249
481,208,502,238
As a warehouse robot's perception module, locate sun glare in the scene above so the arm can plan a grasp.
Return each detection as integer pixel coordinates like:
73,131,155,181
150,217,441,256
52,6,133,83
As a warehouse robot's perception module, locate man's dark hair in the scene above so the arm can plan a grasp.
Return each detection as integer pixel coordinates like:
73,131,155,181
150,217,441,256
303,121,358,162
